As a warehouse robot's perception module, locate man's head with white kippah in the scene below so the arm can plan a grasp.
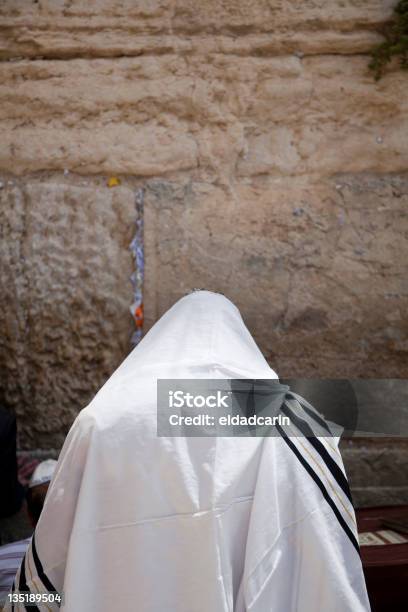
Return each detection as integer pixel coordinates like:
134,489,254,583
28,459,57,489
26,459,57,526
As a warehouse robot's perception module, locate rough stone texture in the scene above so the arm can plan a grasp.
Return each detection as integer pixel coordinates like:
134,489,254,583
0,0,396,62
0,0,407,506
340,439,408,507
0,178,137,448
145,174,408,377
0,54,407,177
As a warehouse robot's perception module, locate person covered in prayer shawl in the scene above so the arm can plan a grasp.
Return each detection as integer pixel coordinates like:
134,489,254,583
6,290,370,612
0,460,57,608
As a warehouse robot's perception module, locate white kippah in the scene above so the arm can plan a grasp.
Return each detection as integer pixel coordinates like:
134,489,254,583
28,459,57,488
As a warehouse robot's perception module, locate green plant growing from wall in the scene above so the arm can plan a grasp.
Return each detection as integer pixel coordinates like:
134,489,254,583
368,0,408,80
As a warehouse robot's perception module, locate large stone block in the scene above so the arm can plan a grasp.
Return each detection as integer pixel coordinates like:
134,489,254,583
341,439,408,507
0,1,392,60
144,173,408,377
0,178,137,448
0,53,406,177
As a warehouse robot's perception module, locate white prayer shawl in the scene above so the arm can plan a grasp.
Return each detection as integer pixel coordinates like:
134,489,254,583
7,291,370,611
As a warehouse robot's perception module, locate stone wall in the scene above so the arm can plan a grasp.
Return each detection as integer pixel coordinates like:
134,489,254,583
0,177,138,448
341,438,408,508
0,1,407,504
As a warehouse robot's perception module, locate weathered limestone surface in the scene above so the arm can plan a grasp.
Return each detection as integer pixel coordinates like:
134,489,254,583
0,54,407,176
341,439,408,507
0,0,396,61
0,179,137,448
145,173,408,377
0,0,407,496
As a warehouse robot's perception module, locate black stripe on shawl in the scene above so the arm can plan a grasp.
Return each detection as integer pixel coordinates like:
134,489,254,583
281,402,353,504
287,392,332,435
18,553,40,612
31,533,58,595
276,424,360,556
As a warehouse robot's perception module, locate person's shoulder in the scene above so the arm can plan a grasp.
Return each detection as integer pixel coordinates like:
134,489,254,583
0,537,30,558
